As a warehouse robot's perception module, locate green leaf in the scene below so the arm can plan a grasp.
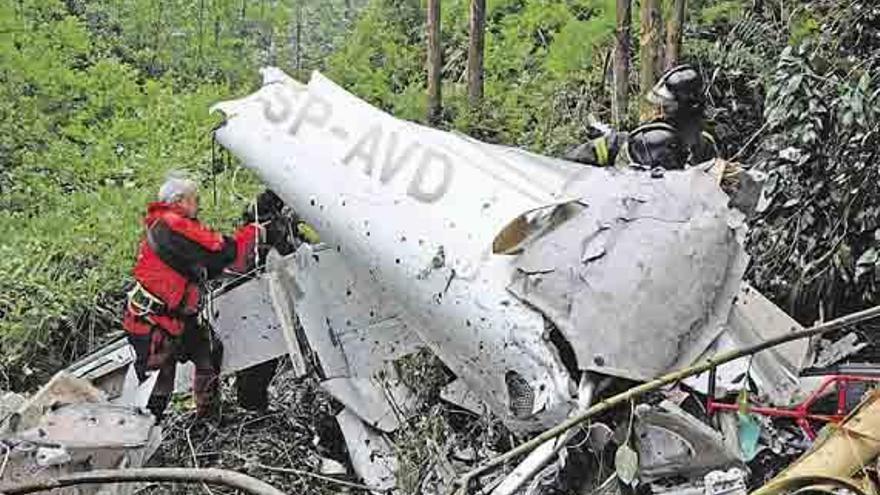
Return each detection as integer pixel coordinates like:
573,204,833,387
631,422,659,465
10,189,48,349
615,444,639,486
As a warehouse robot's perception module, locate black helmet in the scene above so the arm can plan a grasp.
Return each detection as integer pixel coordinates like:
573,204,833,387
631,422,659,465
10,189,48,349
626,122,686,170
647,64,704,113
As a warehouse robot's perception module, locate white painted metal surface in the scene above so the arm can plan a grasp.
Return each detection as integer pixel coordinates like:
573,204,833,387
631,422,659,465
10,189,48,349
211,276,288,372
213,69,576,431
212,67,750,432
685,283,809,406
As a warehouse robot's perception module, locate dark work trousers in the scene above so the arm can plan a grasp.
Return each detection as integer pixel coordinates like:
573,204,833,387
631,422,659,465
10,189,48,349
145,318,224,420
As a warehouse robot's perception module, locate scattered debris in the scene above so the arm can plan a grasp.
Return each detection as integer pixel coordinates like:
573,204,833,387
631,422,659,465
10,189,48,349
752,389,880,495
20,65,880,495
635,400,742,482
811,333,868,369
0,373,160,494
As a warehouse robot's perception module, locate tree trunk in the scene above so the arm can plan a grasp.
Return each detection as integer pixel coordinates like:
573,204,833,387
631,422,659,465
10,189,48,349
427,0,442,124
613,0,632,127
665,0,686,69
295,0,302,71
467,0,486,108
639,0,663,118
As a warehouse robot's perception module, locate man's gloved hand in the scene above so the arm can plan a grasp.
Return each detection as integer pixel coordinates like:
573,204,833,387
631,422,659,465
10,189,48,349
128,333,151,382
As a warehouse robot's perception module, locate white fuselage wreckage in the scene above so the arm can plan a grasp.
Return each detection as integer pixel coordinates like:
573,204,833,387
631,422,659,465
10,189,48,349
212,68,748,435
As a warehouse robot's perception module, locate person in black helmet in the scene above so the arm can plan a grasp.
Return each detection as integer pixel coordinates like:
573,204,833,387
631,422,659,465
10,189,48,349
564,64,716,169
647,64,717,164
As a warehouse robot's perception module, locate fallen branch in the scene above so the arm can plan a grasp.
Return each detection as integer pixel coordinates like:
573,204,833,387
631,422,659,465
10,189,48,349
453,303,880,494
0,467,287,495
250,461,393,493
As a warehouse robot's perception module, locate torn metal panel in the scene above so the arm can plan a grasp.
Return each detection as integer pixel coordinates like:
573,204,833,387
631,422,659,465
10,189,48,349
209,276,289,372
116,366,158,408
335,408,397,491
811,333,867,369
66,338,133,400
288,243,425,434
265,253,308,376
16,403,154,448
321,376,418,433
287,243,423,380
66,337,130,377
728,284,808,370
0,374,160,495
635,400,742,482
509,168,748,381
685,284,808,406
1,372,106,434
440,379,490,416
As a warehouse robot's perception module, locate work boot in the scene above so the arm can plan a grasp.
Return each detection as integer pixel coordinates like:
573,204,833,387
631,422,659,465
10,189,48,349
193,369,221,419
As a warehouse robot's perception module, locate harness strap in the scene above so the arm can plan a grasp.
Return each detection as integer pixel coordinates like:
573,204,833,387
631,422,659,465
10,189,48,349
126,282,166,317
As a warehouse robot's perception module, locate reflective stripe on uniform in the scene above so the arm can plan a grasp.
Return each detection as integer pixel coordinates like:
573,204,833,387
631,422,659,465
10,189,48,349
593,137,610,166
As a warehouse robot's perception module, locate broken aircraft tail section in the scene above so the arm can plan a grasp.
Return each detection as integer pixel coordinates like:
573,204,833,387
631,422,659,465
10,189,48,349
211,67,749,433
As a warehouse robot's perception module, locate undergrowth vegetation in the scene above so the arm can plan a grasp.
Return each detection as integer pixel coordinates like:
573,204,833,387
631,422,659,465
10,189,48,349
2,0,879,390
0,0,359,389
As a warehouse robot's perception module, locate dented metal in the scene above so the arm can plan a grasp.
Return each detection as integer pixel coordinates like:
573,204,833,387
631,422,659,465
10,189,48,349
635,400,742,482
212,68,751,434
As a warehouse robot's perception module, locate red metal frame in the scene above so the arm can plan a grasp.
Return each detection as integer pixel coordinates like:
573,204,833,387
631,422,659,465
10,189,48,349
706,373,880,440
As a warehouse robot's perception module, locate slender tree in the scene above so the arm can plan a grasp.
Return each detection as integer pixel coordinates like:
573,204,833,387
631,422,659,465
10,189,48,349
467,0,486,108
639,0,663,118
665,0,686,69
613,0,632,127
427,0,442,124
295,0,302,71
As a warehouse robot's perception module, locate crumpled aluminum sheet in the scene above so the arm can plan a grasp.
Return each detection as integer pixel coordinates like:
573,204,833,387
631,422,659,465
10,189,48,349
509,168,749,381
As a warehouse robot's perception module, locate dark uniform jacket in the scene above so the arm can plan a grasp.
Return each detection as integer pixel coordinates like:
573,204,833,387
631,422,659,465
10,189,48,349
564,124,717,168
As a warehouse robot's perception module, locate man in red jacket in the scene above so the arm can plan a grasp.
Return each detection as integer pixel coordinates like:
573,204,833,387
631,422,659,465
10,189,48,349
124,175,261,420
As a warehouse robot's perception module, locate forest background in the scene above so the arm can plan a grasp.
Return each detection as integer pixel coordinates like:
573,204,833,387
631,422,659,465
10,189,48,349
1,0,878,391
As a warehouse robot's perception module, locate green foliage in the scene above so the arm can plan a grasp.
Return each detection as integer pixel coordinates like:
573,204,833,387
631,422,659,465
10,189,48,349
327,0,616,153
326,0,426,119
7,0,877,392
789,9,820,45
0,0,357,390
697,0,747,25
745,1,880,321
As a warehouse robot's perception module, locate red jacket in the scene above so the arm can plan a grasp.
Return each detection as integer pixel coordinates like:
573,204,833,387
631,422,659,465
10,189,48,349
124,202,260,336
